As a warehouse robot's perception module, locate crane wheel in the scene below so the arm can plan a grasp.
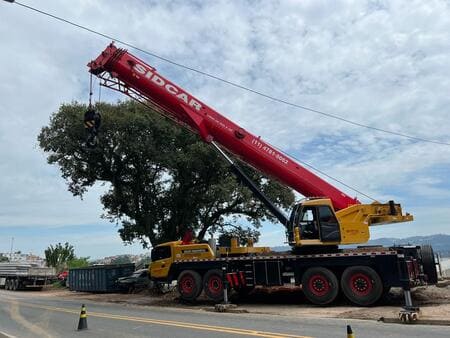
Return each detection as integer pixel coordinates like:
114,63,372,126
203,269,225,302
341,266,383,306
301,267,339,305
177,270,202,302
421,245,438,284
5,279,10,291
11,279,18,291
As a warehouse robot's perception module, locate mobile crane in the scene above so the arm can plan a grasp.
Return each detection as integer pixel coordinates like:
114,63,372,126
87,44,437,317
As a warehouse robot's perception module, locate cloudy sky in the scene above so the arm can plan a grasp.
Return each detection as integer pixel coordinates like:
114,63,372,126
1,0,449,259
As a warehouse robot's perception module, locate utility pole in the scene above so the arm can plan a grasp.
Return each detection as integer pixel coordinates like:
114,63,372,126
9,237,14,261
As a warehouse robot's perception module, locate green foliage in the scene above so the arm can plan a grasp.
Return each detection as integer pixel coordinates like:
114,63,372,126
52,280,66,288
67,257,90,269
136,257,151,269
218,223,261,246
38,101,295,248
44,242,75,271
0,254,9,262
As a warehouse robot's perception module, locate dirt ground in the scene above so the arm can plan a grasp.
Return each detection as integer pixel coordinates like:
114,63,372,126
37,281,450,323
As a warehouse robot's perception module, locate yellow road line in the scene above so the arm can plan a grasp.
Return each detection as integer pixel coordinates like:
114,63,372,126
4,300,312,338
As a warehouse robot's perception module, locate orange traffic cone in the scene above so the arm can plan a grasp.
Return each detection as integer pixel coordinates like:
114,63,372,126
77,304,88,330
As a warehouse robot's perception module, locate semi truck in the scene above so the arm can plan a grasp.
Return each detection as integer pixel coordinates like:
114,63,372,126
87,43,438,319
0,263,55,291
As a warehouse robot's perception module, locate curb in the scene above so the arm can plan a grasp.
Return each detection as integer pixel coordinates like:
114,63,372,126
207,304,450,325
379,317,450,326
436,280,450,288
210,305,450,326
214,303,239,313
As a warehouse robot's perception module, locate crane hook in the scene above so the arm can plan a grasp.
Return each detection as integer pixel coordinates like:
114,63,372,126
84,73,101,148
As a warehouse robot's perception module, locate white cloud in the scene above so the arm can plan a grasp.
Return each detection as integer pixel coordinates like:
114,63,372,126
1,0,449,256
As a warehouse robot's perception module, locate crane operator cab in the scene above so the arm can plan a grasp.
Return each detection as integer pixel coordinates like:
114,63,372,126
287,197,371,251
288,198,342,248
287,197,414,250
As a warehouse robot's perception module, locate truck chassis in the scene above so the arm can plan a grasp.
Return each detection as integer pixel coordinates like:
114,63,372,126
164,245,435,320
0,265,55,291
0,275,53,291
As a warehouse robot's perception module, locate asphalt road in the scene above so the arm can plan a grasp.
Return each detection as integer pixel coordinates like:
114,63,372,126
1,289,450,338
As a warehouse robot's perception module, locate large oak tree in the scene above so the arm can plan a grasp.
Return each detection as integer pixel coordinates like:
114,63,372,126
38,101,294,248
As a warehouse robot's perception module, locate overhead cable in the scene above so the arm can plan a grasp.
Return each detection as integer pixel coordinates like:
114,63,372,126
272,144,377,202
6,0,450,146
6,0,396,200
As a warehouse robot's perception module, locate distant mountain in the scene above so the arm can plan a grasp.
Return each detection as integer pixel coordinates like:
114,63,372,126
271,234,450,256
271,246,291,252
365,234,450,255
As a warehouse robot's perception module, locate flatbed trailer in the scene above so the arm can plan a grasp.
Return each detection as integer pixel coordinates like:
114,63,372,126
0,263,56,291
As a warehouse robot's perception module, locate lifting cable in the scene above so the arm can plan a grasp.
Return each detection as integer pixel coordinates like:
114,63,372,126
84,72,101,147
88,72,93,108
97,78,102,104
272,144,377,202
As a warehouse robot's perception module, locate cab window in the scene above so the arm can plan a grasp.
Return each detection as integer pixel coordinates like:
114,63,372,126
289,204,298,225
317,205,340,241
151,246,171,261
318,206,338,225
301,208,315,222
299,206,319,239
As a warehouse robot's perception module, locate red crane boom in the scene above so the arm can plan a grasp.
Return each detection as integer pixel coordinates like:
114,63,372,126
88,44,359,211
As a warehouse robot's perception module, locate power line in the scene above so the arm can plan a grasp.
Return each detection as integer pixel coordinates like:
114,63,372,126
7,0,450,146
272,144,377,201
6,0,389,201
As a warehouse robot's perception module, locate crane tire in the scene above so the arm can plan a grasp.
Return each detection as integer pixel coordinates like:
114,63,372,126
177,270,202,302
203,269,224,302
421,245,438,284
341,266,383,306
301,267,339,305
12,279,18,291
5,279,10,290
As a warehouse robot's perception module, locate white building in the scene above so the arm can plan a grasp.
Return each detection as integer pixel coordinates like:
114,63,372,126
0,252,46,266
